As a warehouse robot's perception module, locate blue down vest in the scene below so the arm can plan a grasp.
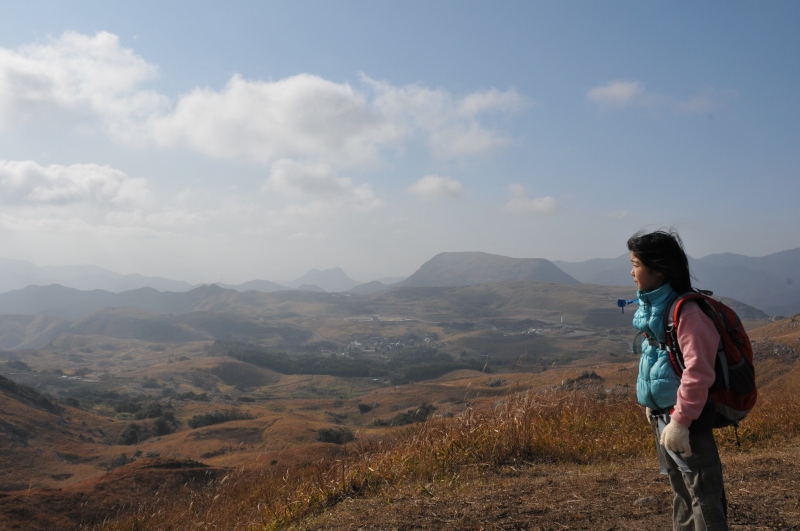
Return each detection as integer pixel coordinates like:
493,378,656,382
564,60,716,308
633,283,681,410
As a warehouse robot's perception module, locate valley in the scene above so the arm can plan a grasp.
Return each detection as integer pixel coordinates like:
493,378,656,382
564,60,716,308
0,279,793,530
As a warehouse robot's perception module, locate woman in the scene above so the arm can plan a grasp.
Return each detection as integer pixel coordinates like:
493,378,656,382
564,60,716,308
628,230,728,531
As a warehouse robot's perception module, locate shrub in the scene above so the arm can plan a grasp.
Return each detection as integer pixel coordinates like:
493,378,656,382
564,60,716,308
115,401,141,414
188,409,253,429
119,423,147,445
152,416,175,436
561,370,605,390
107,453,132,471
63,397,80,408
176,391,209,401
374,403,437,427
141,378,160,389
134,404,167,420
317,427,355,444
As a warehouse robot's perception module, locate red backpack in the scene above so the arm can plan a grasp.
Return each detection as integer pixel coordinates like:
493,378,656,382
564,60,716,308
664,290,757,432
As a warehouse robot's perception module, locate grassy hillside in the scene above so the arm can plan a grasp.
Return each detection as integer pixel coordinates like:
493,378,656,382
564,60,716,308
56,350,800,531
1,311,798,530
0,314,71,349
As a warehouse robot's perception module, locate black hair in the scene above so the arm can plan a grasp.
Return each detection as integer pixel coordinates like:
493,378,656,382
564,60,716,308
627,229,693,293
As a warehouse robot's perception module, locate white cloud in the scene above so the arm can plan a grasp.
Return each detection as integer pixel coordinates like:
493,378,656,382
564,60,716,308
148,74,401,166
0,32,527,166
264,158,383,212
503,184,557,216
151,74,526,164
0,31,165,133
458,88,527,116
365,75,526,159
429,123,511,159
587,80,644,106
0,156,386,243
0,159,226,240
407,174,463,200
0,159,150,206
674,88,736,114
587,80,732,114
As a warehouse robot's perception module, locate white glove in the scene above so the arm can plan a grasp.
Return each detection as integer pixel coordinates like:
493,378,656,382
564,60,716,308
660,419,692,456
645,407,653,425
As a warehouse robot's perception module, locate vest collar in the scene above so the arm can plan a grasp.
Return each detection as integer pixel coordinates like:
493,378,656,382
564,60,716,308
637,282,675,306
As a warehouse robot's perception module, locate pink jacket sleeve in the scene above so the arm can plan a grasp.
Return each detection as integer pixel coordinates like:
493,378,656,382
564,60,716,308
669,300,720,428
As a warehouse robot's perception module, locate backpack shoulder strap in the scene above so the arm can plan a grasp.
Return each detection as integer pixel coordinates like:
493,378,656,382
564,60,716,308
664,290,712,376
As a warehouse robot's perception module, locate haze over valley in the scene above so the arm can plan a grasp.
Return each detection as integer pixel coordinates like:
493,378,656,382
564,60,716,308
2,245,799,316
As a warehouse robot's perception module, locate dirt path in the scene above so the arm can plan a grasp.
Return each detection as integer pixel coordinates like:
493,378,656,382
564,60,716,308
293,444,800,530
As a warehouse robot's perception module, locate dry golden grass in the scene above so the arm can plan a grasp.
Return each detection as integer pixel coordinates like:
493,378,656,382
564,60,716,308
90,359,800,531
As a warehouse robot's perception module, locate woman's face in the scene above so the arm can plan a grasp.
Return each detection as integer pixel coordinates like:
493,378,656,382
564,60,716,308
630,251,665,292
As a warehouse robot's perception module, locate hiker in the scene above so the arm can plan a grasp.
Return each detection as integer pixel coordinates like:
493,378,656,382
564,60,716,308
628,230,728,531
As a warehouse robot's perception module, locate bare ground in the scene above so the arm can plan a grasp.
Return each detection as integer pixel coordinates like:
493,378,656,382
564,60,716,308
292,443,800,531
0,441,797,530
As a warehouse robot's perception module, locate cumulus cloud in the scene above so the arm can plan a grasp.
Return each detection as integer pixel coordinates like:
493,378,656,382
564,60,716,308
587,80,645,107
148,74,401,166
407,174,463,200
0,156,384,242
587,79,732,114
366,76,527,159
0,159,215,239
0,159,150,206
502,184,557,216
149,74,526,164
0,31,165,133
458,88,526,116
0,32,527,166
264,158,382,212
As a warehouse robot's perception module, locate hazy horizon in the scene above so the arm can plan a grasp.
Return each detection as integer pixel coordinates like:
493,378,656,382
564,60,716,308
3,242,799,288
1,2,798,285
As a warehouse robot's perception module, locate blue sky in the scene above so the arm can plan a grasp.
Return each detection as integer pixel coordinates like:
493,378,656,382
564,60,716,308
0,1,798,284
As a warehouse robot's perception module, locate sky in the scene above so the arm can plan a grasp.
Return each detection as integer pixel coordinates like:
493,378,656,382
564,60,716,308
0,1,798,284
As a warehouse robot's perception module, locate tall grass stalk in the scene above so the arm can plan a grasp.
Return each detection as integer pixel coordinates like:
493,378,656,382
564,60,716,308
91,381,800,531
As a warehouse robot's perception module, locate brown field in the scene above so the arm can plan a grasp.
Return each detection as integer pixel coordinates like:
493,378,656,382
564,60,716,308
0,344,797,529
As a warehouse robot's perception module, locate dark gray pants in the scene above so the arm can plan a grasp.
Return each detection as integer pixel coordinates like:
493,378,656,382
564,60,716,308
664,427,728,531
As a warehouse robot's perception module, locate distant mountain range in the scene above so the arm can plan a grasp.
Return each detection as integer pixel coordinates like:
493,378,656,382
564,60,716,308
0,258,359,295
282,267,362,292
1,247,799,316
0,258,195,293
554,247,800,315
0,284,237,320
0,277,771,351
